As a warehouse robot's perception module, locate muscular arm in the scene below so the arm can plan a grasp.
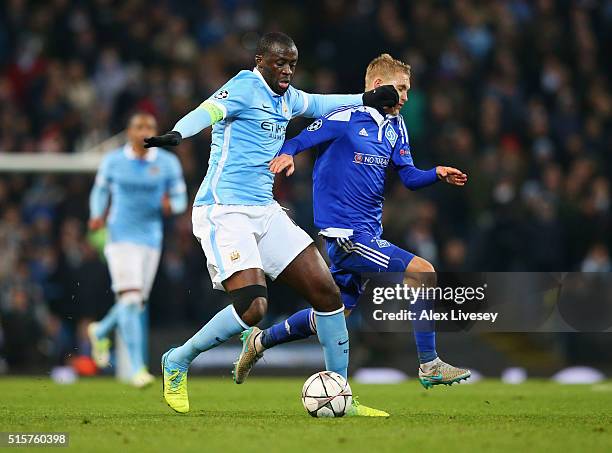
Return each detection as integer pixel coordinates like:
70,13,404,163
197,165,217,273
173,102,223,139
299,93,363,119
297,85,399,119
147,80,245,148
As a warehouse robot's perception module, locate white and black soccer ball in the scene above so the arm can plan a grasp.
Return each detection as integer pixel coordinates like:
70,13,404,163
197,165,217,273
301,371,352,418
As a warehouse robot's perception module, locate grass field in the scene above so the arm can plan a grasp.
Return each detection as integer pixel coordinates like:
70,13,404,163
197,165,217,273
1,377,611,452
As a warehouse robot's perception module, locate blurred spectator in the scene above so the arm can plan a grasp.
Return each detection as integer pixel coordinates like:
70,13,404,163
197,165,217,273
581,244,612,273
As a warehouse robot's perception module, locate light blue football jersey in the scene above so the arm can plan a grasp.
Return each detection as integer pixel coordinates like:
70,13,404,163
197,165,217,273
93,145,186,249
194,68,362,206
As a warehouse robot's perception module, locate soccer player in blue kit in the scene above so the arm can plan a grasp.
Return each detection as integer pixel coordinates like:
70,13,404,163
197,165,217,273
143,33,399,414
234,54,471,405
88,112,188,387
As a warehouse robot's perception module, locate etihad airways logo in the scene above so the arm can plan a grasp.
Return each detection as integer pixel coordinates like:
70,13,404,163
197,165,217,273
353,152,389,167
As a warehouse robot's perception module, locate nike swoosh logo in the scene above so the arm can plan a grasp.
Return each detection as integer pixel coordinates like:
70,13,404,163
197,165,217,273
215,337,224,344
427,373,443,380
262,104,271,108
338,339,349,346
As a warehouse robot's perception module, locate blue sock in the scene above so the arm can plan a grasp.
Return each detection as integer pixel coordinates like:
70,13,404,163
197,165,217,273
315,308,349,379
95,303,121,339
260,308,315,349
117,302,145,374
168,305,246,370
411,297,437,363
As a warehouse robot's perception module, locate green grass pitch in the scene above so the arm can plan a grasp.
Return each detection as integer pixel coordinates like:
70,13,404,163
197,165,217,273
1,377,611,452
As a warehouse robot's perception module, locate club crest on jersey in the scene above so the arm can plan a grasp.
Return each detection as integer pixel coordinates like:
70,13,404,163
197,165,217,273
385,124,398,147
353,152,389,167
214,90,229,99
148,166,160,175
376,239,391,248
307,119,323,131
229,250,240,262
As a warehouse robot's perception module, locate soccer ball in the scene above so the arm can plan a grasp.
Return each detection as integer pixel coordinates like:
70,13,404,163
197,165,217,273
301,371,352,417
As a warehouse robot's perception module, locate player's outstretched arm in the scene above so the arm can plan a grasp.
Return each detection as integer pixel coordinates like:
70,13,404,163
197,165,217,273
397,165,467,190
391,133,467,190
144,102,224,148
298,85,398,118
436,166,468,186
269,117,349,176
397,165,439,190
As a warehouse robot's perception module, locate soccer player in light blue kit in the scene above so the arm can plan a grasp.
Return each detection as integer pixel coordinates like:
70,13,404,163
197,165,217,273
234,54,471,397
144,32,398,415
87,112,188,388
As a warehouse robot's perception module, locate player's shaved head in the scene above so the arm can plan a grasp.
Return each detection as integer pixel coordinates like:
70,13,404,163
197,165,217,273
256,32,296,56
255,32,298,95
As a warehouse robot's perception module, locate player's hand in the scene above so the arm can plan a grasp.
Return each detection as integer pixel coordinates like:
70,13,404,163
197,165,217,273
161,193,172,216
362,85,399,112
436,166,468,186
144,131,182,148
269,154,295,176
88,217,105,231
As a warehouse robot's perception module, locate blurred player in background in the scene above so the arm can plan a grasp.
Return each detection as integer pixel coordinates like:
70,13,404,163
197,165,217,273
144,32,398,414
87,113,187,387
235,54,471,396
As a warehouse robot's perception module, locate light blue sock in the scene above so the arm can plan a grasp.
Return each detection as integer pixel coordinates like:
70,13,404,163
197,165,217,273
117,302,145,375
95,303,121,339
315,308,349,379
168,305,246,370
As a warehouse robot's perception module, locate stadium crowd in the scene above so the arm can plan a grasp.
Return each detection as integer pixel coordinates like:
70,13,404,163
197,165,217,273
0,0,610,370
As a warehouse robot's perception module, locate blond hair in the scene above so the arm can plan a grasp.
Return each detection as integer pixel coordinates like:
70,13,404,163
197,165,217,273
365,53,411,89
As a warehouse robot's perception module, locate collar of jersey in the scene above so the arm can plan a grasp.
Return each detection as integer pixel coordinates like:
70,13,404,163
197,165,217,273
123,144,157,162
359,106,399,126
252,67,283,98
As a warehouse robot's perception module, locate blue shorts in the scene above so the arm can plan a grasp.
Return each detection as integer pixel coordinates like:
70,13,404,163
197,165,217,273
325,232,415,310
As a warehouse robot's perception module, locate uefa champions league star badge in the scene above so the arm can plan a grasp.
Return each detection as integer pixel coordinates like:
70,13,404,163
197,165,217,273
307,119,323,131
214,90,229,99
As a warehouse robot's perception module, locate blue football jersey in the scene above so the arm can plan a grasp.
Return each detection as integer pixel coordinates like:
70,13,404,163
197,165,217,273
194,68,363,206
93,145,186,248
279,106,436,237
